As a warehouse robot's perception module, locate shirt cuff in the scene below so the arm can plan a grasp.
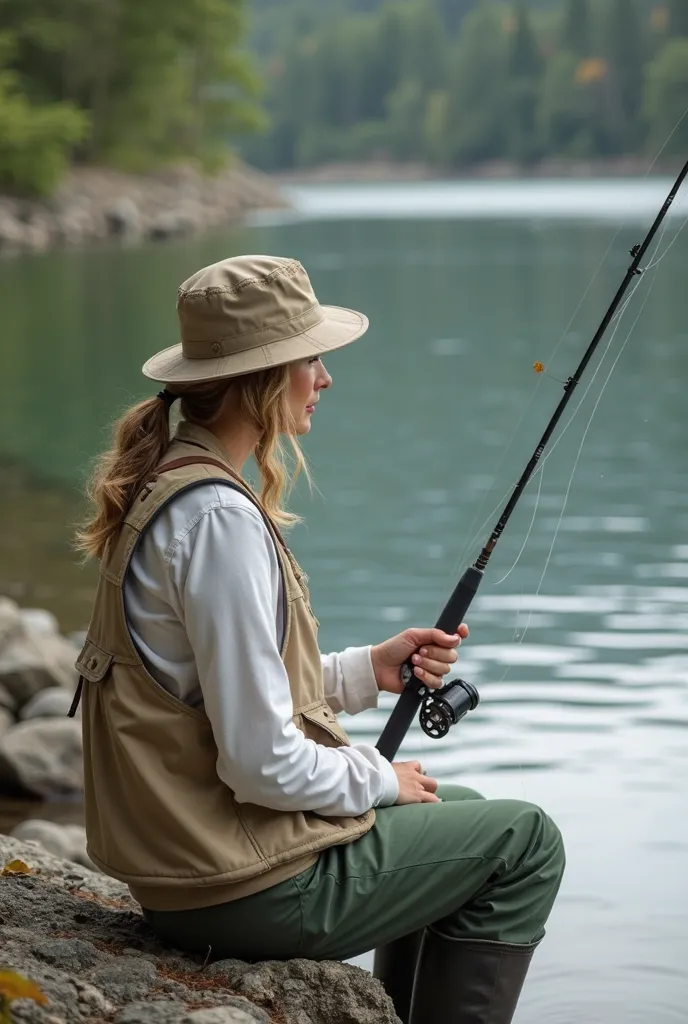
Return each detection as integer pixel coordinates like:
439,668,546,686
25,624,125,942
337,645,381,715
375,756,399,806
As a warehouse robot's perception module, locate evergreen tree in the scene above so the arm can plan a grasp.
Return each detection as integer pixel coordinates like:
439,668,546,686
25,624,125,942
444,4,508,165
509,1,542,79
668,0,688,36
561,0,590,56
643,38,688,153
604,0,644,148
507,2,543,163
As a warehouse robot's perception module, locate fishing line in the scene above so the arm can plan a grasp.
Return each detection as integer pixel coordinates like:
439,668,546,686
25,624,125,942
498,212,674,665
451,231,627,576
452,103,688,576
489,272,646,587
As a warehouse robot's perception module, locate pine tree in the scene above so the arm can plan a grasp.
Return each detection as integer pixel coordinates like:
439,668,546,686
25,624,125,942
509,1,542,79
605,0,644,147
668,0,688,36
507,2,542,163
561,0,590,56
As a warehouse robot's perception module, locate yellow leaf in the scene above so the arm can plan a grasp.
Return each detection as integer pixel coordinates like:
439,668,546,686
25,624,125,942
0,970,48,1005
533,361,544,374
1,860,32,876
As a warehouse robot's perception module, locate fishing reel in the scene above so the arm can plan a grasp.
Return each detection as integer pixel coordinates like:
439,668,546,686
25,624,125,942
418,679,480,739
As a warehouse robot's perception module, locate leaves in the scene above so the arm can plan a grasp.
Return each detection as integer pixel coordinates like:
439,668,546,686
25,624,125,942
0,970,48,1024
1,859,32,876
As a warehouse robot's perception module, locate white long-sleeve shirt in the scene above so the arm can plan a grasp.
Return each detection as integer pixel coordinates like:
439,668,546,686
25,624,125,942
123,481,399,816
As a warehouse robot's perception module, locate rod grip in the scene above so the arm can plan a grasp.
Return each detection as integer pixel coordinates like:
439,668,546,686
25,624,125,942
375,566,484,761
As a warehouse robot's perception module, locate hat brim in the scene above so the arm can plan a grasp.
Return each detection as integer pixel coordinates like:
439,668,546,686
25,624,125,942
141,304,369,385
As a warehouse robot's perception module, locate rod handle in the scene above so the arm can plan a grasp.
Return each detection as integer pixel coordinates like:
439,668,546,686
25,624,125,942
375,566,484,761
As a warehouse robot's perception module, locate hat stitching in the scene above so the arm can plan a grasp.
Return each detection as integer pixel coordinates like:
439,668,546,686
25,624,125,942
178,261,301,300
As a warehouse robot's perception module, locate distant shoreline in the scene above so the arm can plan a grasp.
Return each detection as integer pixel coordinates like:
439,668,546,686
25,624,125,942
270,156,681,185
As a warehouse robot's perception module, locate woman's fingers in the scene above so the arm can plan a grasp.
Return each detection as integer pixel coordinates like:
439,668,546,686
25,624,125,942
411,644,459,687
421,773,439,794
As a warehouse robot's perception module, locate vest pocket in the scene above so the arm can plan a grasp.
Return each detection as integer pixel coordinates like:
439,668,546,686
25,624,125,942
75,640,114,682
299,703,350,747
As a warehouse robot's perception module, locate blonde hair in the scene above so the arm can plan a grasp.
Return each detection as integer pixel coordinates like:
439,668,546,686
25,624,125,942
75,366,309,560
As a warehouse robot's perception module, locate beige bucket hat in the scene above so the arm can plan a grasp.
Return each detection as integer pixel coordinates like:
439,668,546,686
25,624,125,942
142,254,369,384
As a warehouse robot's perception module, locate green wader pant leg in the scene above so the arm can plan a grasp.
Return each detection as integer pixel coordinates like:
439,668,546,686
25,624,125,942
143,785,565,963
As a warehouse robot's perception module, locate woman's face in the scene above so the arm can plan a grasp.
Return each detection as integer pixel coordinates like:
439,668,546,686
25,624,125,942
288,356,332,434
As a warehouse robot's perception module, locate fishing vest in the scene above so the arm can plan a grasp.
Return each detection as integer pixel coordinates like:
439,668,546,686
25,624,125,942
74,422,375,911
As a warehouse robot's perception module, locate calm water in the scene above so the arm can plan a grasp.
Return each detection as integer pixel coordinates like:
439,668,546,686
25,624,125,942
1,179,688,1022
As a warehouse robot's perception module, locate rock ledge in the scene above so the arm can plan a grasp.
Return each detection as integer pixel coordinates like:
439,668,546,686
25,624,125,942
0,834,399,1024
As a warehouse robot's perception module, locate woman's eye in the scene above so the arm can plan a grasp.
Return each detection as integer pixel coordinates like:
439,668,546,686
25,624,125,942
308,356,320,365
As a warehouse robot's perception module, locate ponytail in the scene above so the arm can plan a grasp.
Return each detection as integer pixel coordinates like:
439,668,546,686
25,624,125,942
76,365,311,561
75,395,171,560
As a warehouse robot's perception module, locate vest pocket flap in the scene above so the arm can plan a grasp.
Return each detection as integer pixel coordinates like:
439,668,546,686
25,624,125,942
75,641,114,682
300,703,349,746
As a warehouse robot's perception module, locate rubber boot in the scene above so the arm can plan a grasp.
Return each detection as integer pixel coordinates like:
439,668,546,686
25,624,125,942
409,928,539,1024
372,929,424,1024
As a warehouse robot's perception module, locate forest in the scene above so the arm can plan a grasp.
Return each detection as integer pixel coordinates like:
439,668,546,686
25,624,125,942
0,0,686,196
244,0,688,170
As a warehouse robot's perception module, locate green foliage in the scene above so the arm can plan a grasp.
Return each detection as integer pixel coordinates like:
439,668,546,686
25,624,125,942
0,0,263,193
560,0,591,54
0,41,87,196
668,0,688,37
644,38,688,154
246,0,688,172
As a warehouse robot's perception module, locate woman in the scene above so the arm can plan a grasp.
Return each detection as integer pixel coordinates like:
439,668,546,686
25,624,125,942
73,254,565,1024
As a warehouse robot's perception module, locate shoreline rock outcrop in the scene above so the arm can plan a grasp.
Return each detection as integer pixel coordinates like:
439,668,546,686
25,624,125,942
0,834,399,1024
0,599,82,799
0,162,289,257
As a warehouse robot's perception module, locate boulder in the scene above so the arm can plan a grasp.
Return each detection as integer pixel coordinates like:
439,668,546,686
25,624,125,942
104,197,142,240
0,718,83,797
0,706,13,738
0,834,399,1024
0,596,24,650
20,688,78,722
10,820,94,870
0,631,80,708
148,208,200,242
18,609,60,638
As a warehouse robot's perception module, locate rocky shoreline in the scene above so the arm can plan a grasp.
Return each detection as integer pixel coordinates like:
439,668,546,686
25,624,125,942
0,598,398,1022
0,834,398,1024
0,162,289,256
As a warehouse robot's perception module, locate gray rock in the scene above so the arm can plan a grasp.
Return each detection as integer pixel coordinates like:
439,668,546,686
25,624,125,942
105,197,142,240
0,718,83,796
0,680,17,712
0,596,23,651
181,1008,264,1024
209,959,399,1024
20,688,77,721
0,706,13,737
116,1002,189,1024
10,820,93,869
0,631,79,707
148,209,199,241
0,209,25,250
0,833,399,1023
18,609,60,637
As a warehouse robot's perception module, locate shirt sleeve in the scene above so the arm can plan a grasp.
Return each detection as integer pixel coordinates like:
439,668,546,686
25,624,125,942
320,646,382,716
169,503,398,815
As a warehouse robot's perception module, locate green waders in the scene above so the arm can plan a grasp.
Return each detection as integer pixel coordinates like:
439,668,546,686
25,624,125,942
143,786,565,1023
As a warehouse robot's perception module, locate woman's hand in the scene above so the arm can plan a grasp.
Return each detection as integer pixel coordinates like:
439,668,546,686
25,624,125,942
392,760,440,804
371,623,469,695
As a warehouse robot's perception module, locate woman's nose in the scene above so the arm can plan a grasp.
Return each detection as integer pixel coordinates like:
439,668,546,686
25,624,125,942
318,366,332,389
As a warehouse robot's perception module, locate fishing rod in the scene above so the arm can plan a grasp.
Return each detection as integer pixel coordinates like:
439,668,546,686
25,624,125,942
376,158,688,762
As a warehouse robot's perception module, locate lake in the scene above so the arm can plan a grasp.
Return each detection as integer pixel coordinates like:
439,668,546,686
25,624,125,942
1,178,687,1022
